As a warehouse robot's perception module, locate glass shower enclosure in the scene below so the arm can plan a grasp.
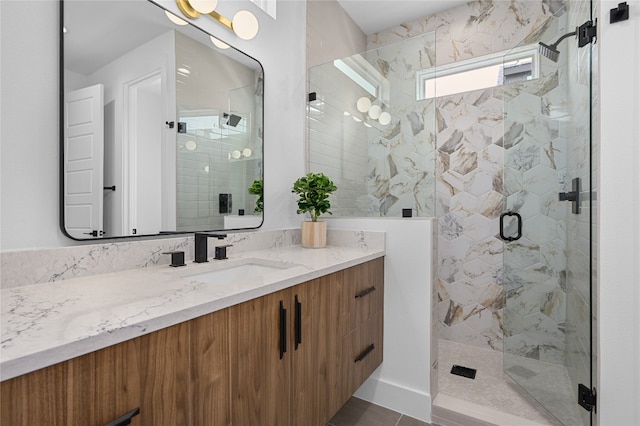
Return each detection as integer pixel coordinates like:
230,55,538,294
307,1,596,422
501,1,596,425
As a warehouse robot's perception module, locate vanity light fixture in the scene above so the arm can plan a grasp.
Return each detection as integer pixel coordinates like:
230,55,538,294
176,0,259,40
354,97,391,126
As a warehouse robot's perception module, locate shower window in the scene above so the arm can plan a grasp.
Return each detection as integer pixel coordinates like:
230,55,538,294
417,44,540,99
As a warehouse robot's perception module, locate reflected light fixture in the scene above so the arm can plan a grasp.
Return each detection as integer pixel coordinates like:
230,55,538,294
176,0,259,40
356,97,371,113
378,112,391,126
210,36,230,49
368,104,381,120
165,10,188,25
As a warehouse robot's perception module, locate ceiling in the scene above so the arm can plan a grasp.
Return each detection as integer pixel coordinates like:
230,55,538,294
336,0,469,35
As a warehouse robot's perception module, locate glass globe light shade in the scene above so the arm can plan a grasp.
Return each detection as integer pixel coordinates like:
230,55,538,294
232,10,259,40
165,11,188,25
356,97,371,113
378,112,391,125
368,105,381,120
189,0,217,14
210,36,230,49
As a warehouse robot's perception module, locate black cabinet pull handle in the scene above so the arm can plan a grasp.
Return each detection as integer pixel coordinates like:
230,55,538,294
499,211,522,242
354,344,375,363
294,295,302,350
355,286,376,298
104,407,140,426
279,301,287,359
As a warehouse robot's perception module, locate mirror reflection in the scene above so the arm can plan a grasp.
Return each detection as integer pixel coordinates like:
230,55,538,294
62,0,263,240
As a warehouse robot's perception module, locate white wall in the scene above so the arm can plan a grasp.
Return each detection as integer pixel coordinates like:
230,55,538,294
0,0,306,250
328,217,435,422
89,30,174,236
598,1,640,425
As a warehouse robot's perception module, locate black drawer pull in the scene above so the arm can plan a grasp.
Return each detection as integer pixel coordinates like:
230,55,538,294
279,301,287,359
354,344,375,363
355,286,376,298
294,295,302,350
104,407,140,426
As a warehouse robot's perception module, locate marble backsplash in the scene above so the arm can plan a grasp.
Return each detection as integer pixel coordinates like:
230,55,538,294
0,228,385,289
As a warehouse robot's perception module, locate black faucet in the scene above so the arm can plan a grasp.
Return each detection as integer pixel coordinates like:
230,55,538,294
194,232,228,263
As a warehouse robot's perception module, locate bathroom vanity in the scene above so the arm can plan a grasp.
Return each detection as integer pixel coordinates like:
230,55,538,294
0,235,384,426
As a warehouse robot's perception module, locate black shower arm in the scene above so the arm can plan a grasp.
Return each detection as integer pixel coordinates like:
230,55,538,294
550,28,578,48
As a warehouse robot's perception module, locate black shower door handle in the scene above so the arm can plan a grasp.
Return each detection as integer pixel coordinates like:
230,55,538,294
499,212,522,242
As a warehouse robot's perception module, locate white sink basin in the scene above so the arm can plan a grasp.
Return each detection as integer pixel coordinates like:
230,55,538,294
181,260,294,285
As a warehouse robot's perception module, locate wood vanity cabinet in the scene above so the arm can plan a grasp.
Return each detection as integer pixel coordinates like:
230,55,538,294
1,311,229,426
0,258,383,426
228,273,343,426
341,257,384,399
1,323,195,426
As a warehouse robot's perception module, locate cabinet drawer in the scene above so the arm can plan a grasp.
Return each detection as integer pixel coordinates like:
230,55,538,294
342,312,383,399
342,257,384,335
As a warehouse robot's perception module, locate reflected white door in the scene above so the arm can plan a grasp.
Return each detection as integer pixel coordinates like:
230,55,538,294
64,84,104,239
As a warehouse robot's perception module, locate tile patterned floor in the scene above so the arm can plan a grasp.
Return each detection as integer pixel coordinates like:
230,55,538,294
438,340,564,425
328,397,430,426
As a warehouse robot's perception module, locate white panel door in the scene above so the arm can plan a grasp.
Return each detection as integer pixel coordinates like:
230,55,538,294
64,84,104,239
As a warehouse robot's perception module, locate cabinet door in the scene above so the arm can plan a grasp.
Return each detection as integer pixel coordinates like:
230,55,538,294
1,362,68,425
1,322,191,426
229,288,292,426
291,273,343,426
102,322,191,426
342,258,384,336
190,309,231,426
342,312,384,398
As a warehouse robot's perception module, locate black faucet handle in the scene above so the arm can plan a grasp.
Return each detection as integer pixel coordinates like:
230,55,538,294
214,245,232,260
163,251,186,267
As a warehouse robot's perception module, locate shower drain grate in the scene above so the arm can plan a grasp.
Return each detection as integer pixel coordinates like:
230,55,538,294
450,364,477,379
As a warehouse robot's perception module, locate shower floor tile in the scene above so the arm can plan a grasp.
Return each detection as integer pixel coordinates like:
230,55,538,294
437,340,565,425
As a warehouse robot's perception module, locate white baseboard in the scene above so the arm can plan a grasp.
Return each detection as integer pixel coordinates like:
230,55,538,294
353,375,431,422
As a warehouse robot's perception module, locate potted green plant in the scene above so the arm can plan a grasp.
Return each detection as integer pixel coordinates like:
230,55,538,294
292,172,337,248
247,179,263,213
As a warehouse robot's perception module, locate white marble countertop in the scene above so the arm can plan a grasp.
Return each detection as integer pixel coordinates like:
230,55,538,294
1,244,384,381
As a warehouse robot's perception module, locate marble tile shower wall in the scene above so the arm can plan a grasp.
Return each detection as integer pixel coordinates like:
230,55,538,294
362,35,436,218
367,0,568,351
308,33,437,218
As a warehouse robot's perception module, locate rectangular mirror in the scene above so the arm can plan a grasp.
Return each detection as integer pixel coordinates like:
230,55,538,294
61,0,263,240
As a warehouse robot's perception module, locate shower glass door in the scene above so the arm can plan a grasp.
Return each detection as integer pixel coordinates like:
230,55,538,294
501,1,595,425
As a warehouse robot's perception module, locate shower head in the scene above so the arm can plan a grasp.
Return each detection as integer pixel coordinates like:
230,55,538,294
538,28,577,63
538,21,596,63
538,41,560,62
223,113,242,127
